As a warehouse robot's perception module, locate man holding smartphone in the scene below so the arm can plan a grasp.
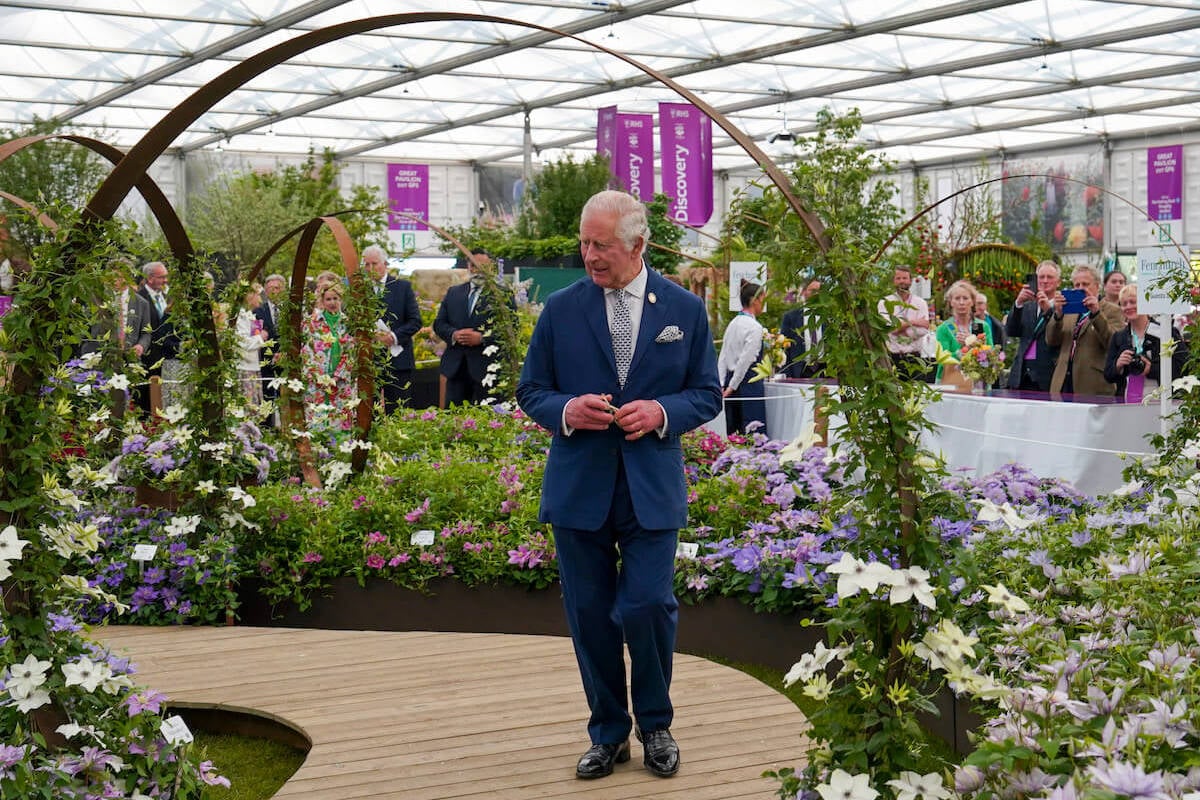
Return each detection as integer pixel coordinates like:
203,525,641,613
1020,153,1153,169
1005,260,1061,391
1045,264,1123,396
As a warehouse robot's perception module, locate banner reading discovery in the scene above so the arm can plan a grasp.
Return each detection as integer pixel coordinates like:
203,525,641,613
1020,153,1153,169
658,102,713,226
596,109,655,201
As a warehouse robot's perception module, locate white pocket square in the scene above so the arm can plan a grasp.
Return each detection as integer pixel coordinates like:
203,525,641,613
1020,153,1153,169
655,325,684,343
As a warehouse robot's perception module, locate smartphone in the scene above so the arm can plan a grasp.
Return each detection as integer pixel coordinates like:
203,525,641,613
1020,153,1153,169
971,321,985,336
1024,272,1037,295
1062,288,1086,314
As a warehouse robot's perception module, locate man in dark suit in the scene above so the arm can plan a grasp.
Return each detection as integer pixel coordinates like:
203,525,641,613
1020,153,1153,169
255,273,286,414
134,261,176,414
433,249,499,405
82,263,153,386
517,190,721,782
363,245,422,414
780,279,823,378
1005,259,1061,391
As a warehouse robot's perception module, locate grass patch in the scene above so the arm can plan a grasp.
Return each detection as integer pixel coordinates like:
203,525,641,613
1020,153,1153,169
195,731,305,800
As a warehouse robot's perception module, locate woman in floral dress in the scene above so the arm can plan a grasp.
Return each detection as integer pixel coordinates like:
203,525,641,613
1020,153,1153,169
301,282,357,437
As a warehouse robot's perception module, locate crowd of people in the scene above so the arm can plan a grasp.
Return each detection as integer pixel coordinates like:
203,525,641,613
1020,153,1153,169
714,258,1194,436
79,247,514,438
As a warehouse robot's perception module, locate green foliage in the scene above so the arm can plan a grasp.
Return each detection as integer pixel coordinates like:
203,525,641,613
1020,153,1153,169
645,192,685,274
196,731,305,800
187,149,387,282
515,153,611,240
728,108,955,790
0,118,112,259
434,222,578,263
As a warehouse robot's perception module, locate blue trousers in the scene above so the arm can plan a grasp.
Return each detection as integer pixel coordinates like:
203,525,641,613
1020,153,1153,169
552,464,679,745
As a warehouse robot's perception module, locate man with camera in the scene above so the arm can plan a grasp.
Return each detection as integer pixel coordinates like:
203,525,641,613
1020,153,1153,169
1046,264,1123,397
1006,260,1061,392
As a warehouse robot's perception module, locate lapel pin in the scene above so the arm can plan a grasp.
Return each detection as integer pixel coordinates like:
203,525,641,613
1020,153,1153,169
647,292,657,304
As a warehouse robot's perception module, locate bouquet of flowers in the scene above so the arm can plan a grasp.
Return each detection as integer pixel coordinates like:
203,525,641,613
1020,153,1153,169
750,329,792,383
955,335,1006,386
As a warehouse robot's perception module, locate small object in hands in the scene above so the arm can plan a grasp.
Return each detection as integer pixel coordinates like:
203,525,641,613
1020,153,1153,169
1062,289,1087,314
971,321,985,336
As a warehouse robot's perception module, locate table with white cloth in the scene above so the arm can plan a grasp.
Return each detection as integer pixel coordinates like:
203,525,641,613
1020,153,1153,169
764,380,1167,496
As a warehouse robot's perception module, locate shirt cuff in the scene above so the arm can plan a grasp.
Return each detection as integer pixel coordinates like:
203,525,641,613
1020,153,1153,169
654,400,668,438
561,397,576,436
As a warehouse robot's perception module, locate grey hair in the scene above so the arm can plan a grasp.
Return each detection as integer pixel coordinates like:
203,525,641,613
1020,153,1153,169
1072,264,1101,285
141,261,167,278
264,273,287,286
581,190,648,251
362,244,388,262
1036,260,1061,279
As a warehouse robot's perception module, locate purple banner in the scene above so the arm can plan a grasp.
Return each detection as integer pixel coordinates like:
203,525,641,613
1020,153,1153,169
612,113,654,202
658,102,713,226
387,163,429,231
597,106,617,162
1147,145,1183,221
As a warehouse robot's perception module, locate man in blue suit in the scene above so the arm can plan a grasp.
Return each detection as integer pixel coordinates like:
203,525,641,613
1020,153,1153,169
517,190,721,781
363,245,422,414
433,249,503,405
1005,259,1061,391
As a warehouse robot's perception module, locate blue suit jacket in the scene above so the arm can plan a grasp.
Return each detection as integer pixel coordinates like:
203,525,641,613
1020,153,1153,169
380,276,422,372
433,280,506,381
517,269,721,531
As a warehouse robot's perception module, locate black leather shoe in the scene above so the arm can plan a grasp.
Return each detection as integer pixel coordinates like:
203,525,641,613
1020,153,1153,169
575,740,630,779
636,727,680,777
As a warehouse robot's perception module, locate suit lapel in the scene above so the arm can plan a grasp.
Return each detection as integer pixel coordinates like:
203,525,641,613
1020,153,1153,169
581,281,618,380
627,271,665,380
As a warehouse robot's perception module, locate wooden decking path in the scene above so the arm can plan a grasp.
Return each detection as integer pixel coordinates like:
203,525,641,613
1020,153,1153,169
98,626,809,799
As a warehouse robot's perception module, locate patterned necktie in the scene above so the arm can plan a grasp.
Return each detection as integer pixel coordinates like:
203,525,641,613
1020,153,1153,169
612,289,633,387
467,285,480,316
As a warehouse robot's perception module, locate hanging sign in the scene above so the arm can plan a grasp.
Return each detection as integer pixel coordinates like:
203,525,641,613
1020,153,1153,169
387,163,429,231
658,103,713,226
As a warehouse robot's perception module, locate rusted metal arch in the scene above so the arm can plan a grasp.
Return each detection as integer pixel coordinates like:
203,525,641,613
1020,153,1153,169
82,12,829,255
0,133,225,429
0,190,59,231
0,134,193,264
245,214,372,486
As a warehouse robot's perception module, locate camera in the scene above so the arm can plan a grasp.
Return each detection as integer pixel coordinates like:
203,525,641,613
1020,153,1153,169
1127,349,1145,374
970,321,985,336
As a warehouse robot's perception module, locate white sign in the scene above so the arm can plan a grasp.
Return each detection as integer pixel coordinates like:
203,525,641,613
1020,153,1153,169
131,544,158,562
675,541,700,559
728,261,767,312
1136,246,1191,316
410,530,435,547
160,715,193,745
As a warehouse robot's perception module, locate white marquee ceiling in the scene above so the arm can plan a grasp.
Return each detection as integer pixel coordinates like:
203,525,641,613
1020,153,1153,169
1,0,1199,172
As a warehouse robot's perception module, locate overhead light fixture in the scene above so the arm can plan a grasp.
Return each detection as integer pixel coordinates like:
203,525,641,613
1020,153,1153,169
769,129,795,145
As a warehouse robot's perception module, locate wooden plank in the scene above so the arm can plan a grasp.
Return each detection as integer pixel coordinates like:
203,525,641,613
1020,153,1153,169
98,626,810,800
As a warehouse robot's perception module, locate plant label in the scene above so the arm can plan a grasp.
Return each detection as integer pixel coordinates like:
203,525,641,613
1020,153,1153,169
131,544,158,562
675,541,699,559
160,715,193,744
410,530,435,547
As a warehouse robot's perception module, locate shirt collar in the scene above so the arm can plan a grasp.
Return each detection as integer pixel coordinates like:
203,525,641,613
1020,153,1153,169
607,265,647,299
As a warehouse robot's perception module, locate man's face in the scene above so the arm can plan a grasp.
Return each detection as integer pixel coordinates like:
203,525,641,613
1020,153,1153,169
580,211,642,290
1036,266,1060,295
363,251,387,281
893,269,912,293
265,278,286,302
974,296,987,318
1072,270,1098,296
468,253,492,276
145,265,168,292
802,280,821,300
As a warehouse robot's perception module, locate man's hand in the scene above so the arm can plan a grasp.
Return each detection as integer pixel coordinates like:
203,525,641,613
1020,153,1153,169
374,330,394,346
1082,292,1100,314
132,344,144,358
453,328,483,347
564,393,618,431
1016,286,1035,307
614,399,665,441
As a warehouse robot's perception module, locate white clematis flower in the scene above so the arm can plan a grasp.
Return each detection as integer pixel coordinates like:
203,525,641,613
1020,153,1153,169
817,769,879,800
887,565,936,609
887,771,951,800
825,553,894,599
